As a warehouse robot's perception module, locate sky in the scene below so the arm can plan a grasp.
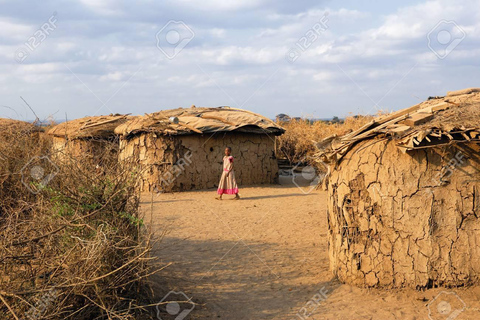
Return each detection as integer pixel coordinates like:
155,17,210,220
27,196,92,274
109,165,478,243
0,0,478,121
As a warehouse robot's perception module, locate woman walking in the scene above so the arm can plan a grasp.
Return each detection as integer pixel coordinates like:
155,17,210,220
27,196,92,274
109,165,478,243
216,147,240,200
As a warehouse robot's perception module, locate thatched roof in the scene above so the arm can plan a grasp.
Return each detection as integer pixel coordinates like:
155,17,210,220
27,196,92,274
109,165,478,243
115,107,285,138
48,114,131,139
0,118,43,134
318,88,480,164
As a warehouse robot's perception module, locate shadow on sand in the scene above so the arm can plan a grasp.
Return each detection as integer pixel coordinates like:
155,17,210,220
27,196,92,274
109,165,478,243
148,237,340,319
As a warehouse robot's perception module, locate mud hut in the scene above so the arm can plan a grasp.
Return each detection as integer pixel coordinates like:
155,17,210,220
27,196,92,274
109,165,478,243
0,118,38,131
317,88,480,288
115,106,285,192
0,118,44,141
47,114,131,164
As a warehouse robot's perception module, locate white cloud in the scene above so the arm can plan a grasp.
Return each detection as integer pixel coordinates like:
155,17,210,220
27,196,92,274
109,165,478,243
1,0,480,121
192,46,280,65
0,20,33,41
18,62,62,74
209,28,226,38
330,8,370,20
313,71,334,81
174,0,263,11
99,71,127,81
78,0,123,15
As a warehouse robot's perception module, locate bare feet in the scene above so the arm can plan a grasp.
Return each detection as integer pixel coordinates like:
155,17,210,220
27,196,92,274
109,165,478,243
215,196,222,200
232,194,240,200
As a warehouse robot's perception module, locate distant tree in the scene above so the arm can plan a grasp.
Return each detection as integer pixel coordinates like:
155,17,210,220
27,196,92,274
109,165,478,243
332,116,340,123
276,113,291,122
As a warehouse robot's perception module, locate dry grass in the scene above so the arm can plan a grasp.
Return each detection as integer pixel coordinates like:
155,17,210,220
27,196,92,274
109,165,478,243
276,116,374,164
0,126,159,319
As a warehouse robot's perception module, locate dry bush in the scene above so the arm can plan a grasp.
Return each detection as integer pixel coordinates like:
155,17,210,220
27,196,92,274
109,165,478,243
276,116,373,165
0,124,48,213
0,126,158,319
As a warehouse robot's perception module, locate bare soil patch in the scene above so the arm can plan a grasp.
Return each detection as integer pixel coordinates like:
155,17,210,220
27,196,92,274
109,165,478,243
144,179,480,319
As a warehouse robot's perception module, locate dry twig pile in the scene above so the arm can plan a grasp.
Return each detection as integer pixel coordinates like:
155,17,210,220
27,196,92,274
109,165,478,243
0,121,157,319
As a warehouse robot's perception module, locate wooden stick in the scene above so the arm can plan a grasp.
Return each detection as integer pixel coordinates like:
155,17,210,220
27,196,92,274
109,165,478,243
80,116,128,130
0,293,19,320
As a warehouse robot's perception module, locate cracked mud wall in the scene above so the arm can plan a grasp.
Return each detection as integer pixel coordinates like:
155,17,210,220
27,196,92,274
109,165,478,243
51,137,119,165
327,139,480,288
119,132,278,192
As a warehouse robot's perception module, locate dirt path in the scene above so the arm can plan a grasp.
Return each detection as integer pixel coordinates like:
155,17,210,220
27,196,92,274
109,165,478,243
143,180,480,320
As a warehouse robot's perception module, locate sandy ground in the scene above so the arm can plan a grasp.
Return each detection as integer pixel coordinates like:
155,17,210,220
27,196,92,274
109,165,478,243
143,177,480,320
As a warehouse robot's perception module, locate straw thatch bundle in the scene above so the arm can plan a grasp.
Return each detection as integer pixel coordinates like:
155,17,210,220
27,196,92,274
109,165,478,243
0,118,43,136
117,106,285,192
47,114,131,163
316,88,480,288
48,114,131,139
